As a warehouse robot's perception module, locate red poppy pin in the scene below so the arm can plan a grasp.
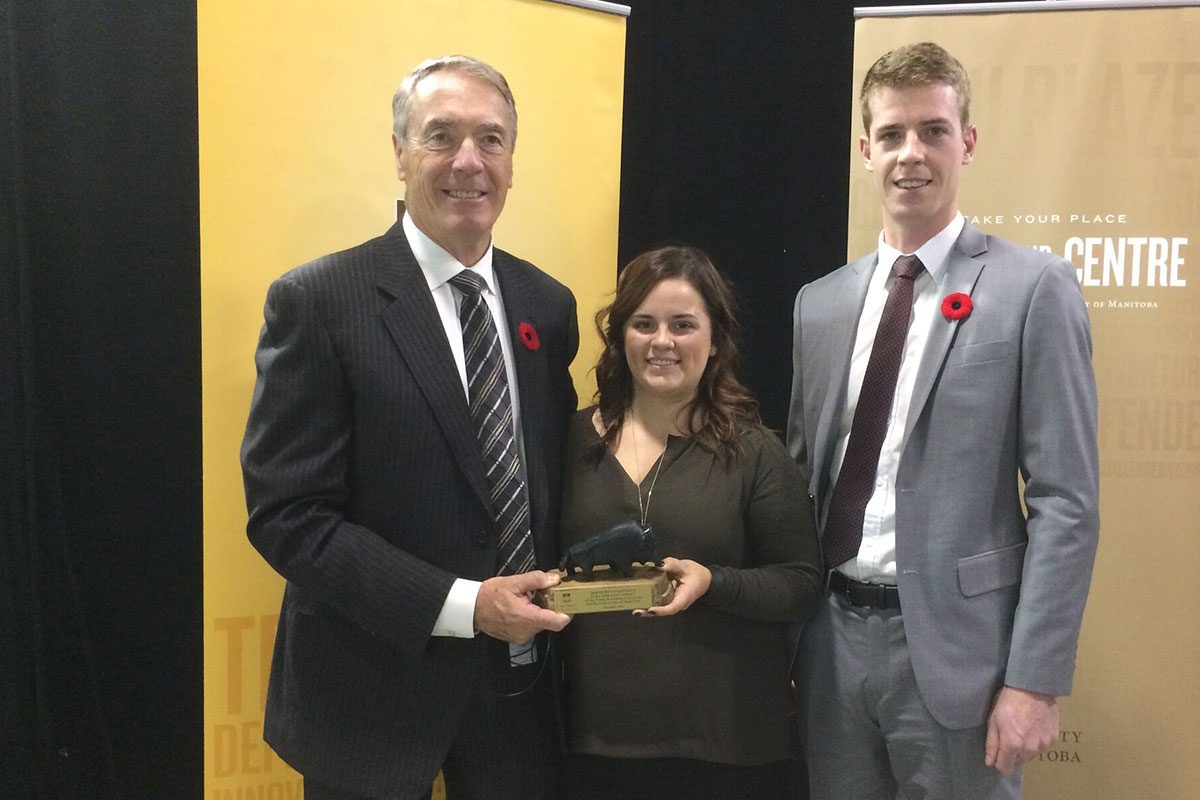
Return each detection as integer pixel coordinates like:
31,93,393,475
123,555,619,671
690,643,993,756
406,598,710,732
518,321,540,351
941,292,973,321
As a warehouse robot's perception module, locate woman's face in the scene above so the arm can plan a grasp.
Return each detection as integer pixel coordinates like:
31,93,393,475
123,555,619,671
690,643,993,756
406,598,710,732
623,277,715,406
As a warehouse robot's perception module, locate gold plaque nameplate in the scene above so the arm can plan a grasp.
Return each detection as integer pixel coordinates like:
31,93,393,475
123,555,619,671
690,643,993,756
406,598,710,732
536,565,673,614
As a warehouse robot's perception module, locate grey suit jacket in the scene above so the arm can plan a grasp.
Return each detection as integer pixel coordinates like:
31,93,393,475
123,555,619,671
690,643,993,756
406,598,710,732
240,222,578,797
786,222,1099,729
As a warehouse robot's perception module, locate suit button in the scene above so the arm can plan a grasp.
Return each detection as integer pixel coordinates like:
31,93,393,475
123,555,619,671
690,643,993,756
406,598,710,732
475,530,489,546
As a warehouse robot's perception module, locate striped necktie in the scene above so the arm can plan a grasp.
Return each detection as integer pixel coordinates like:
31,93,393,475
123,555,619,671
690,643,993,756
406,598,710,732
449,270,535,576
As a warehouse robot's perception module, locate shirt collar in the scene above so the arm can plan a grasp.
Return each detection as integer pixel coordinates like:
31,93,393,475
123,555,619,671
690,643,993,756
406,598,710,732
402,212,498,294
876,212,964,285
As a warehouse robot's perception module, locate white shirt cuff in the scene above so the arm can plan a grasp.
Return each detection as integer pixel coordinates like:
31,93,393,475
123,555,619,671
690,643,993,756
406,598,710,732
431,578,481,638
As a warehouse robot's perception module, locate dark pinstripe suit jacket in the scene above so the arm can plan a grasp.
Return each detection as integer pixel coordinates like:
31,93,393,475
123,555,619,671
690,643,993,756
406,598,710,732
240,222,579,798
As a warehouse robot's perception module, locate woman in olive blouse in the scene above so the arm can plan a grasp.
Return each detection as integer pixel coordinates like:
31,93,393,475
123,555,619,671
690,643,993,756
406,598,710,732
559,245,822,799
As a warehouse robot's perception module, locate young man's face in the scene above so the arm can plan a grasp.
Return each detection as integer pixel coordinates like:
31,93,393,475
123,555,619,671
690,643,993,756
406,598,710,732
860,83,976,251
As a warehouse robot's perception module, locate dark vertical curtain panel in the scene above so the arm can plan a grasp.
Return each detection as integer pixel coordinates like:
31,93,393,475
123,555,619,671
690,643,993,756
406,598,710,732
0,2,201,798
1,2,41,794
618,0,855,428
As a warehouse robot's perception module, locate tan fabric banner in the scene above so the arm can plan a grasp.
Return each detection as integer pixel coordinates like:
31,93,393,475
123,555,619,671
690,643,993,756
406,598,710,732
198,1,626,797
852,7,1199,798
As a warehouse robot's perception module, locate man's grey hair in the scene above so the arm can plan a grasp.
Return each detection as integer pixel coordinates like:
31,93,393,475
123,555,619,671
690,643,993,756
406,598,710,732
392,55,518,146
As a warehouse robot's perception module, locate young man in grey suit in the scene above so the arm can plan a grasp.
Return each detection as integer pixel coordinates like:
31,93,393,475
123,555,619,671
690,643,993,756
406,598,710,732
787,42,1099,799
241,55,578,800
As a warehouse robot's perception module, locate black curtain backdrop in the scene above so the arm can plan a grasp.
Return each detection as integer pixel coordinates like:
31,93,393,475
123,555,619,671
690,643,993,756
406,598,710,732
0,1,956,796
2,2,201,798
618,1,855,428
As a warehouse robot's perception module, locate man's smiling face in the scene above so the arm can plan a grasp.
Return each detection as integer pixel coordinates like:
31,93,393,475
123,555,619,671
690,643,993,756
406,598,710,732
393,69,514,266
860,82,976,252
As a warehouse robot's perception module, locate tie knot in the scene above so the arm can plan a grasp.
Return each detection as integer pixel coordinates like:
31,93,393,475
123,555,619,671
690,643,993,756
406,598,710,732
449,269,487,297
892,254,923,281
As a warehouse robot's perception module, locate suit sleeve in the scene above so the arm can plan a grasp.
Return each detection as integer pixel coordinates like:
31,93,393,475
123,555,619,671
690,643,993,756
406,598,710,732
240,276,454,658
1005,258,1100,695
786,284,812,488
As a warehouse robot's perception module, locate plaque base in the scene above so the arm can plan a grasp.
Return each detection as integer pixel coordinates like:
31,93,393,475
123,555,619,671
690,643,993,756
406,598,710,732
536,565,673,614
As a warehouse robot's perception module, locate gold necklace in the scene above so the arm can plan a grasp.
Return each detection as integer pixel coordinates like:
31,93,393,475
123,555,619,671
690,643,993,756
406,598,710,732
630,414,667,530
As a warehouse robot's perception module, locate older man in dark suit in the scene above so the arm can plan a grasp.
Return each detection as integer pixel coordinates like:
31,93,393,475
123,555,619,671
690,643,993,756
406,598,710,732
241,55,578,800
788,43,1099,799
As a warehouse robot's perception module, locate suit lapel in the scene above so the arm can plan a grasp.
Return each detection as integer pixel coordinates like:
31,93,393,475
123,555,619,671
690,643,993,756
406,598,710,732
901,223,987,444
813,253,877,503
374,224,492,511
493,252,550,537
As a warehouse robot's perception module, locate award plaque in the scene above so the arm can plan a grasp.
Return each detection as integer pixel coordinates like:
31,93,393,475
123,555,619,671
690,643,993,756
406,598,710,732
536,565,674,614
541,522,671,613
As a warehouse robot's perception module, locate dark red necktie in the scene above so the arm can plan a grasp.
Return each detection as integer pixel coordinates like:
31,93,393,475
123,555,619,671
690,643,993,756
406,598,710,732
822,254,924,570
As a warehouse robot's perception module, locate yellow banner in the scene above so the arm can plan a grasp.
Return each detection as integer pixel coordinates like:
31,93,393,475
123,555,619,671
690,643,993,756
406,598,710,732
852,8,1199,798
199,1,626,796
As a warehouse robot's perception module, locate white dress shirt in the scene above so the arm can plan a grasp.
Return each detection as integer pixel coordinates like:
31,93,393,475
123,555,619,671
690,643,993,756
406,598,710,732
829,213,965,584
400,213,526,641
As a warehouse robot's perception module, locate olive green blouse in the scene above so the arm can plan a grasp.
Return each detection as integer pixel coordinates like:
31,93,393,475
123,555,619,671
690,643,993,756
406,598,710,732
558,407,822,766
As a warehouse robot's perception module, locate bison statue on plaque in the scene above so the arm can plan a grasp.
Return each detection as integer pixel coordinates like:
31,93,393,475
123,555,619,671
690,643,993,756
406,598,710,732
539,522,673,614
559,521,659,580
